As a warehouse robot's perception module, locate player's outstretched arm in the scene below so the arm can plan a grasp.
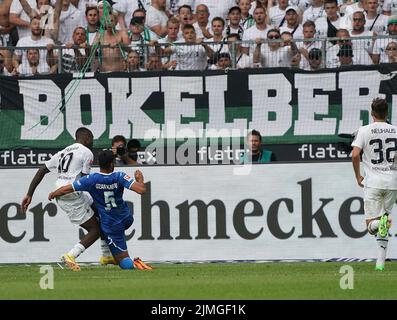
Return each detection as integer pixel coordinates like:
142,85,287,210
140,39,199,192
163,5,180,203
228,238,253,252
130,170,146,194
22,165,50,213
48,184,74,201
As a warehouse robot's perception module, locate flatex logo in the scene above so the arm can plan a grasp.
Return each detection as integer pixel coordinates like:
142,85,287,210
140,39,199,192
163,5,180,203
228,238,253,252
298,144,351,160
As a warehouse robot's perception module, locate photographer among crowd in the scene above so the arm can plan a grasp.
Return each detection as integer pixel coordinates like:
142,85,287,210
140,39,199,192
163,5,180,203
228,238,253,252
111,135,129,165
111,135,143,165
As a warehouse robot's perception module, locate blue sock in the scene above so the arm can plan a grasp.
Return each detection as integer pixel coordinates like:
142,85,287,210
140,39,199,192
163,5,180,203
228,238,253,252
119,257,134,270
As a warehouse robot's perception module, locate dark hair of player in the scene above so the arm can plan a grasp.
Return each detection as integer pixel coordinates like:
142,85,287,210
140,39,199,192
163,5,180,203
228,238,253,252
98,150,115,170
75,127,93,140
371,98,388,120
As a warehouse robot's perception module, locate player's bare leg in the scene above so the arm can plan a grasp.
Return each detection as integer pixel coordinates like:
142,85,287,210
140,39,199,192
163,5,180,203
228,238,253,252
61,217,100,271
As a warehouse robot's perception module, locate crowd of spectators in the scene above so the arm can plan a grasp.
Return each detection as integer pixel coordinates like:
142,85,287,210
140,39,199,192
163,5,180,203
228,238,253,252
0,0,396,75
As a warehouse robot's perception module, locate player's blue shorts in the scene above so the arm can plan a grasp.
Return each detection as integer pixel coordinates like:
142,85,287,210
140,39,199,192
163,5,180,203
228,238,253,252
101,209,134,257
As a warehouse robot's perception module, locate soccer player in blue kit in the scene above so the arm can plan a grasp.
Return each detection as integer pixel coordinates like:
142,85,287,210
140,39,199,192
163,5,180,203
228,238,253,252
48,150,152,270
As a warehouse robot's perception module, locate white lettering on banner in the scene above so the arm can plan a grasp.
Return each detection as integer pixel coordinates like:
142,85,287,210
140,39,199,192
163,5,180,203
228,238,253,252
20,80,63,140
249,73,292,136
206,75,247,137
294,73,337,135
163,76,203,138
298,144,350,159
108,78,161,139
1,163,396,263
17,71,397,141
65,79,106,138
338,70,384,134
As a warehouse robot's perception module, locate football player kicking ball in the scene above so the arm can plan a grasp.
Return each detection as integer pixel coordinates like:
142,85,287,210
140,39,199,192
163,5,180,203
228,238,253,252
22,127,115,271
48,150,152,270
352,98,395,271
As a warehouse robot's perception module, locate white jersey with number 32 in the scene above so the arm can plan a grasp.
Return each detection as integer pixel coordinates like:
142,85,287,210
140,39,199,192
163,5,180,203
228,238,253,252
352,122,397,189
45,143,94,189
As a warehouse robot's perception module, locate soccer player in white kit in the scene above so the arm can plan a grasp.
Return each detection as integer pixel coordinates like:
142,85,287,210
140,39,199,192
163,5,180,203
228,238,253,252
21,127,114,271
352,98,395,271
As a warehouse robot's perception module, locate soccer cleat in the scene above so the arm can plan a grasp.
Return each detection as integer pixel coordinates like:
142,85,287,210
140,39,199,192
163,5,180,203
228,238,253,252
375,265,385,271
61,253,81,272
99,255,117,265
133,257,153,270
378,214,391,238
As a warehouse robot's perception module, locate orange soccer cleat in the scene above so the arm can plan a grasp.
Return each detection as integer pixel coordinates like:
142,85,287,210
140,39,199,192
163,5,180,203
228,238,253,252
133,257,153,270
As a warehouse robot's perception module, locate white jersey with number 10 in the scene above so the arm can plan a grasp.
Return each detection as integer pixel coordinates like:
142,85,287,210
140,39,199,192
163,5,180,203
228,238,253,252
44,142,94,189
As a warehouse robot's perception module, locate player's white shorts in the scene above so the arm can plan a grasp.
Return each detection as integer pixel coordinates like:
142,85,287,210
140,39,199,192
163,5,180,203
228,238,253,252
363,187,397,220
56,191,94,225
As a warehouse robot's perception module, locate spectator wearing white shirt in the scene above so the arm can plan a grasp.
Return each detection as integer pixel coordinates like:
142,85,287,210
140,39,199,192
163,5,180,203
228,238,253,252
249,0,274,19
226,6,244,38
306,47,323,70
239,0,255,30
16,48,52,75
253,28,298,67
315,0,341,40
197,0,238,20
193,4,212,38
345,0,366,17
209,52,232,69
302,0,326,24
131,8,160,42
84,6,99,45
162,24,215,70
113,0,147,30
207,17,228,67
384,41,397,62
279,6,304,39
350,11,375,65
0,52,11,75
326,28,355,67
242,5,271,55
337,43,355,66
269,0,289,28
146,0,171,38
9,0,38,39
226,32,254,68
12,16,57,74
55,0,85,44
177,4,193,36
124,50,146,71
365,0,389,35
166,0,195,15
159,16,180,66
297,20,322,69
61,26,89,72
373,15,397,63
382,0,397,15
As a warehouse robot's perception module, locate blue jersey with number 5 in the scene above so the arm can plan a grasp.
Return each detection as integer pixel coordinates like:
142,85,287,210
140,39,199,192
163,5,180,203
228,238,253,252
72,172,135,230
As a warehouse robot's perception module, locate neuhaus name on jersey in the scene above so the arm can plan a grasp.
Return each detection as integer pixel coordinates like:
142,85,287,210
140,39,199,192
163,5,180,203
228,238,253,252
371,128,396,134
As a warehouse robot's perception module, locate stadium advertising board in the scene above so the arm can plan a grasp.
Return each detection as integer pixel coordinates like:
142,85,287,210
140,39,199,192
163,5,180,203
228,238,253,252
1,163,395,263
1,65,397,158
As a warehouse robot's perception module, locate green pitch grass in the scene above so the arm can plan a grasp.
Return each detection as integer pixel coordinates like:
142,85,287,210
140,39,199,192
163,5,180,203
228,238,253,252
0,262,396,299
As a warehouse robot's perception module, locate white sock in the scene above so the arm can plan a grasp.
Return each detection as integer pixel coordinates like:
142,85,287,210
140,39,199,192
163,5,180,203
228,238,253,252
368,220,379,234
375,234,389,267
100,240,112,257
68,243,85,259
